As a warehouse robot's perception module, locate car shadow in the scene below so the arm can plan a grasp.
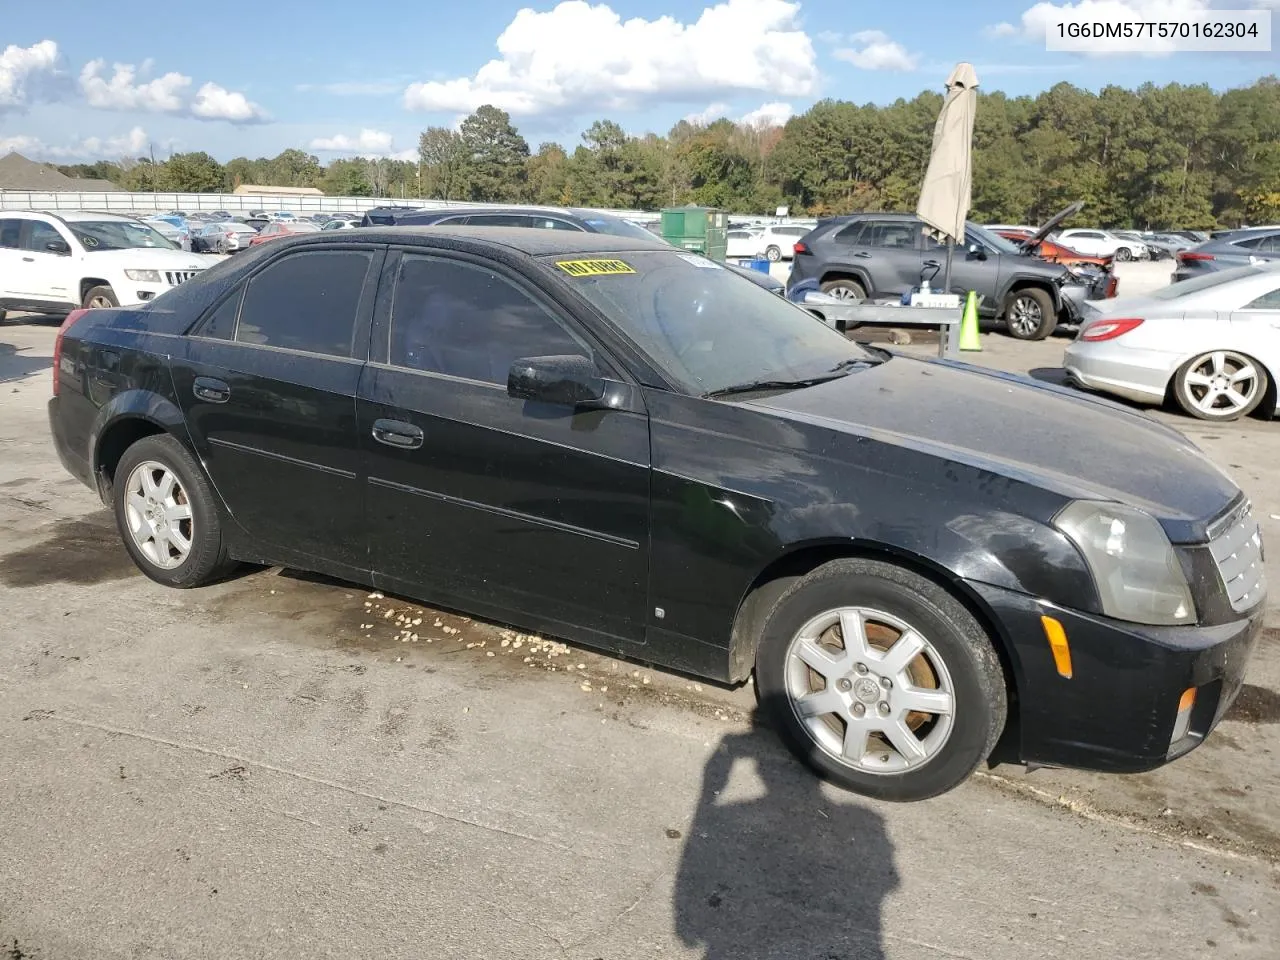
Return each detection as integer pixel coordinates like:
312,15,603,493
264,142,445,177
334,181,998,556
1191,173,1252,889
673,699,898,960
1027,366,1071,386
0,341,53,383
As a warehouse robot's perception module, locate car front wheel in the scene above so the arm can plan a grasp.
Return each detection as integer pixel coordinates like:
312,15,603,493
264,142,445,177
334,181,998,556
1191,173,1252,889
1173,350,1269,421
113,433,233,587
1003,288,1056,340
754,558,1007,802
1114,247,1133,261
765,245,782,262
83,285,119,309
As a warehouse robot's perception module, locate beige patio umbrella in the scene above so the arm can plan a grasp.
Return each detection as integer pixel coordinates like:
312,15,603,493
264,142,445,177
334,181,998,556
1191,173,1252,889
916,62,979,295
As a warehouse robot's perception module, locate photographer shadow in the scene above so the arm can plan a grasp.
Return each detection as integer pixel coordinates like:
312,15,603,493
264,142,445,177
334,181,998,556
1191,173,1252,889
673,703,900,960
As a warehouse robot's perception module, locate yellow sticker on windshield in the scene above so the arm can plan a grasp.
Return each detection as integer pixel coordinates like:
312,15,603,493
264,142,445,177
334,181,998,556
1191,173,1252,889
555,258,636,277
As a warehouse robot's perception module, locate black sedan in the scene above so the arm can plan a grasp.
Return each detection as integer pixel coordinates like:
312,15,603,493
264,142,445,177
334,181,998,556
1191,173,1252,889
47,228,1264,801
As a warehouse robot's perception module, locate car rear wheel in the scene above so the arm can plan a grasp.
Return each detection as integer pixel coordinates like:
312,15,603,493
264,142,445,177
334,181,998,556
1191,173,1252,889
819,278,867,301
1003,288,1056,340
112,434,233,588
766,245,782,262
1114,247,1133,261
83,285,119,310
754,558,1007,802
1173,351,1269,421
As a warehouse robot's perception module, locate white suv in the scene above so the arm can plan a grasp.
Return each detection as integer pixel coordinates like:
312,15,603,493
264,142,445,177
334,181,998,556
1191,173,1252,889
0,211,209,317
1054,228,1149,261
757,224,811,262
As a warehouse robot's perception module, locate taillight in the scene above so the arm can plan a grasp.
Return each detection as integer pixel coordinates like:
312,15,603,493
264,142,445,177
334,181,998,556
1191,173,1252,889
52,308,88,396
1178,251,1214,262
793,241,810,255
1080,317,1143,341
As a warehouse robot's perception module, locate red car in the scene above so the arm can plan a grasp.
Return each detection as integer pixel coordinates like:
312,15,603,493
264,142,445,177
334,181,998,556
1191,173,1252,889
991,203,1119,299
248,220,322,246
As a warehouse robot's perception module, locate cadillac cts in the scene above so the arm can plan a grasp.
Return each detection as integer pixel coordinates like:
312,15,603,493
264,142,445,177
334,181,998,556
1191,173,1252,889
47,227,1265,801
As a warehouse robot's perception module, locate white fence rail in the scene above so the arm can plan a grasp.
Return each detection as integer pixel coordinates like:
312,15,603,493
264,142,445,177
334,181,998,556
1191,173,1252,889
0,189,655,221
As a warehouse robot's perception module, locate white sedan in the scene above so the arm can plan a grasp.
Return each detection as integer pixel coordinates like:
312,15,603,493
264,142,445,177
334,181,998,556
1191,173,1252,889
1064,262,1280,421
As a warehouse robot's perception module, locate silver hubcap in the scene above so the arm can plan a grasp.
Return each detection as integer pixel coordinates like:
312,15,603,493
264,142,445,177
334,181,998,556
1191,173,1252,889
124,461,194,569
828,285,861,301
1184,351,1258,416
1008,297,1041,336
87,296,113,309
785,606,955,775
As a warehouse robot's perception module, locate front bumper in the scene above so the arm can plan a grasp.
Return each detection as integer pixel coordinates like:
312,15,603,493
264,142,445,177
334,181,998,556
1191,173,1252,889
969,580,1264,773
1057,283,1091,320
1062,339,1176,403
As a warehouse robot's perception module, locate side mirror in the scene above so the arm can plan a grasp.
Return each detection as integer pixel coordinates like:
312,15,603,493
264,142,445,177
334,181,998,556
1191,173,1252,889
508,355,604,407
45,239,71,255
967,243,987,260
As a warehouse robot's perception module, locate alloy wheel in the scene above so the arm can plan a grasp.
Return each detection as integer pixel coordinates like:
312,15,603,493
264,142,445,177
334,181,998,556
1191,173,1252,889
784,606,955,775
123,460,194,569
87,295,114,309
1183,351,1260,417
1007,296,1042,337
827,285,861,301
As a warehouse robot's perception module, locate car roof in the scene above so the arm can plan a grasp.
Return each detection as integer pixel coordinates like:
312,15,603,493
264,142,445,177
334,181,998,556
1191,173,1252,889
288,225,671,256
389,205,578,220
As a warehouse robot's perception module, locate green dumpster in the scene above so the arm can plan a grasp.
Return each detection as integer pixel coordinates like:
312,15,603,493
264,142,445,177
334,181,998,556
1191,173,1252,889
660,205,728,262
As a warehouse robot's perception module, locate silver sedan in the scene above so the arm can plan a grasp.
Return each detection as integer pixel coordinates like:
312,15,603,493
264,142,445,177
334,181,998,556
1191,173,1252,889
1064,262,1280,421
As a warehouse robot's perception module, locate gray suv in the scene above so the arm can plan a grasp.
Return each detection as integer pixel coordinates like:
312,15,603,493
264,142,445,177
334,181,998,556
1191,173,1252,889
787,213,1100,339
1173,229,1280,282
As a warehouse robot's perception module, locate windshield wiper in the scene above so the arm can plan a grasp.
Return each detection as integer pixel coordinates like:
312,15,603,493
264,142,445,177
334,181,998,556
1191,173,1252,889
703,372,850,399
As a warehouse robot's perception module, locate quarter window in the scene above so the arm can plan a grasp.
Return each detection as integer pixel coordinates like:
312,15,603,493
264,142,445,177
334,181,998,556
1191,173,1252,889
390,254,591,384
235,250,372,357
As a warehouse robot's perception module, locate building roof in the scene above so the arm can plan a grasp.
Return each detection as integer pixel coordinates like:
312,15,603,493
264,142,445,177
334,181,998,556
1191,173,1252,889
232,184,325,196
0,153,120,192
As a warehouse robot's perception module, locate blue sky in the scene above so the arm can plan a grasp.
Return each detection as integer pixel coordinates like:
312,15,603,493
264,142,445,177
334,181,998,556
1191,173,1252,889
1,0,1276,163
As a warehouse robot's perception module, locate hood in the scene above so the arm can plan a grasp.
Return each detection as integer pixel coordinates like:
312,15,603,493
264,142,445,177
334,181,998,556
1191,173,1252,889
82,247,207,271
743,355,1237,542
1023,200,1085,249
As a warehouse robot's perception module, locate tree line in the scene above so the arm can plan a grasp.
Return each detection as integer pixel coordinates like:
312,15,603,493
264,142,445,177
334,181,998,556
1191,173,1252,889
57,76,1280,229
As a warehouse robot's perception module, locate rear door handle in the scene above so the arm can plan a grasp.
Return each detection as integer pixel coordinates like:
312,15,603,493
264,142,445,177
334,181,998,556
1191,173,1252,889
22,257,34,262
854,251,871,259
192,376,231,403
372,419,424,450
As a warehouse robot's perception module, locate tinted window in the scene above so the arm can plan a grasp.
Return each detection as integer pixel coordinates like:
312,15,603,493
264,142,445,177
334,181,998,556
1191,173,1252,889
0,219,21,248
236,250,372,356
530,217,580,231
464,214,532,228
779,227,808,237
390,255,590,384
23,221,64,252
1235,233,1280,253
1244,286,1280,309
833,221,866,245
197,287,243,340
861,221,916,249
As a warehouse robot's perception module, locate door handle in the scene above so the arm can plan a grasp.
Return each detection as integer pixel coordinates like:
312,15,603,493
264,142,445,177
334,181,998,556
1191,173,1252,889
372,419,424,450
192,376,231,403
854,251,871,259
22,257,34,262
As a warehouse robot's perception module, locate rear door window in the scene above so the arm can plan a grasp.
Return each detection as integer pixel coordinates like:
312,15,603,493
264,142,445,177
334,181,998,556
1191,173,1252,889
833,222,867,245
235,249,373,357
861,221,917,249
0,219,22,249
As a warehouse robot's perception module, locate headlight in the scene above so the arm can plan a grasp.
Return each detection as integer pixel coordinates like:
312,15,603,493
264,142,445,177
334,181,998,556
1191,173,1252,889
1054,501,1196,625
125,269,162,282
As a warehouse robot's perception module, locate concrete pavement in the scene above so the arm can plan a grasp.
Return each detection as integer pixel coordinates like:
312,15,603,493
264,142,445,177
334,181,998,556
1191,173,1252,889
1,316,1277,960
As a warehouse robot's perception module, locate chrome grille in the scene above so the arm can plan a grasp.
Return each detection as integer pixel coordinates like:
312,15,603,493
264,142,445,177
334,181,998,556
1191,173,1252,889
164,270,200,286
1207,504,1265,612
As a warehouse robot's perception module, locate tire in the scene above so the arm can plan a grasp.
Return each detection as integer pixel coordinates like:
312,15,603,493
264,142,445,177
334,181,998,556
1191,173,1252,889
82,285,119,310
754,558,1007,802
1115,247,1133,261
112,433,233,588
1002,287,1056,340
819,278,867,301
766,245,782,262
1172,351,1269,422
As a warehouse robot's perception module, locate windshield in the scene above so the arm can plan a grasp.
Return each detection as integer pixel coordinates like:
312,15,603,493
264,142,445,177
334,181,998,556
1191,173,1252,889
967,223,1022,256
1149,265,1265,299
550,250,877,395
576,213,665,244
71,221,177,251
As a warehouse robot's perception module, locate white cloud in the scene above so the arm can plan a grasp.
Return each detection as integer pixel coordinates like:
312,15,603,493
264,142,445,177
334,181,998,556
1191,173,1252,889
191,82,268,122
388,148,419,162
740,100,793,127
296,80,402,95
683,102,731,125
833,29,919,70
816,29,844,44
79,59,190,112
403,0,818,117
0,125,148,160
310,129,396,152
990,0,1223,55
0,40,60,111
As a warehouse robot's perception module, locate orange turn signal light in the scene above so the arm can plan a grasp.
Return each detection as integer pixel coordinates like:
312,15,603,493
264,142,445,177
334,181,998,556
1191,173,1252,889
1041,615,1073,679
1178,687,1197,713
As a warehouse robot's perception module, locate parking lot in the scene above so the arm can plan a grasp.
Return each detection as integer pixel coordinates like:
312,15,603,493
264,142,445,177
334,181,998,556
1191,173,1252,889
2,257,1278,959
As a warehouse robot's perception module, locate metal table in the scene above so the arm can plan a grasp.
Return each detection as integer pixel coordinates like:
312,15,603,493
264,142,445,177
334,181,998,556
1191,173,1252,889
813,302,964,359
